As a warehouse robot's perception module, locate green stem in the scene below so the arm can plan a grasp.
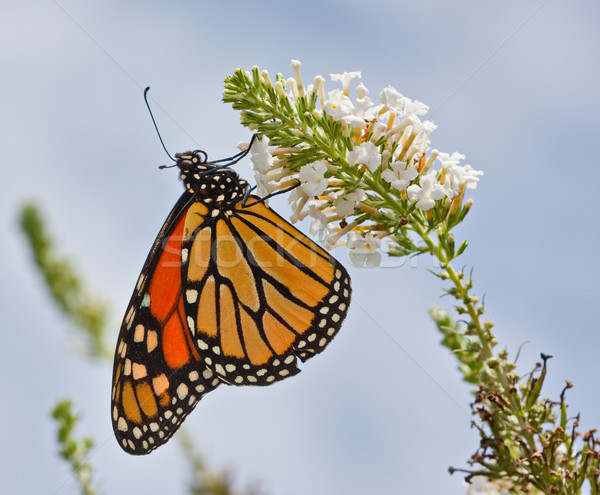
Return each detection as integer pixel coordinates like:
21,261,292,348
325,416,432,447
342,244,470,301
414,224,543,460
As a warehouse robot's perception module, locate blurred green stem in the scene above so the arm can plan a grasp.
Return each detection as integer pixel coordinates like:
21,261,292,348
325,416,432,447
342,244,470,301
51,400,97,495
19,202,109,358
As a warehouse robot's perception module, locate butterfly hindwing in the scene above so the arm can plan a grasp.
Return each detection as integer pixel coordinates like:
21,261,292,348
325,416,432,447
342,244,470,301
111,193,220,455
181,196,351,386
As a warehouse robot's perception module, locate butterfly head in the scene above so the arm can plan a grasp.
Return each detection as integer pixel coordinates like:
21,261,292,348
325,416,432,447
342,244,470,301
174,150,248,205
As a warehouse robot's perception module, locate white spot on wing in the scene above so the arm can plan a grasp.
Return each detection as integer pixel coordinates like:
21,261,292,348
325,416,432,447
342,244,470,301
186,289,198,303
117,417,128,432
132,363,147,380
134,324,145,343
147,330,158,353
177,383,189,400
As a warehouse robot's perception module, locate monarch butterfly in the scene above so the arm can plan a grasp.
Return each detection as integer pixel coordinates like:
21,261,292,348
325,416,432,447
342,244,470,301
111,139,352,454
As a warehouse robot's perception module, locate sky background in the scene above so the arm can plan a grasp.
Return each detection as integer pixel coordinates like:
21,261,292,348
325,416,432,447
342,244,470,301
2,1,599,494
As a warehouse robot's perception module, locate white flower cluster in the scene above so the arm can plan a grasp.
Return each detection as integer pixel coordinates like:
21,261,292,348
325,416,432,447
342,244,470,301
247,61,483,267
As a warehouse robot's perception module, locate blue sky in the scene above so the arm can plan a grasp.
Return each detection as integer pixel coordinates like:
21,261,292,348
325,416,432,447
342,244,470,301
2,1,599,494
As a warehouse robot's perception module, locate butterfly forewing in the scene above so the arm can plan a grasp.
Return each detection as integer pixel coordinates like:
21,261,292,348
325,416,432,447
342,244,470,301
111,194,220,455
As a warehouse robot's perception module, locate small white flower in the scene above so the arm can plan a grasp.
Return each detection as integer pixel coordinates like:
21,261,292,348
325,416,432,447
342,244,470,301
299,160,329,197
379,86,406,112
250,135,273,173
379,86,429,118
253,170,275,198
355,82,369,99
347,232,382,267
325,92,380,127
450,164,484,190
403,98,429,117
439,179,456,200
287,186,306,208
286,77,299,99
408,117,437,137
324,89,355,121
437,152,483,190
331,188,366,218
307,202,336,242
381,161,419,191
347,142,381,172
406,171,447,211
313,75,326,102
554,442,568,464
330,71,361,91
436,151,466,169
324,81,380,127
406,136,432,162
346,95,380,127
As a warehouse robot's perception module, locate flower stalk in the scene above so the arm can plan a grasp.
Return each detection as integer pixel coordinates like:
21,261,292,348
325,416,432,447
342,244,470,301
223,61,600,494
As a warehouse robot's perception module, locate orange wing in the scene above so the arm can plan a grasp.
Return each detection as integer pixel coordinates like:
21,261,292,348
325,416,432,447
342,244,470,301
181,197,351,386
111,194,220,455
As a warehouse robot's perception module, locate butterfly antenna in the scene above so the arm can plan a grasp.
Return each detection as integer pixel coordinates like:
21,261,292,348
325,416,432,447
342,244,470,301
144,87,175,162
